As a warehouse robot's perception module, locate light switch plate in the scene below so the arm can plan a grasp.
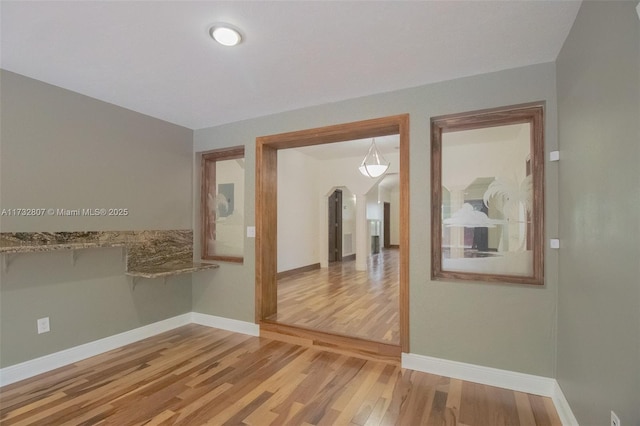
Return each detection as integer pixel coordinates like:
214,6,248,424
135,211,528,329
549,151,560,162
246,226,256,238
550,239,560,249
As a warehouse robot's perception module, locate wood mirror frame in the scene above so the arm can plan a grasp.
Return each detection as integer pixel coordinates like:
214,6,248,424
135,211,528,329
431,103,544,285
201,146,245,263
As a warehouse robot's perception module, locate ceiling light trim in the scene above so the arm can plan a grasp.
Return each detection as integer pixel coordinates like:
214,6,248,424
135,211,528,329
209,23,243,47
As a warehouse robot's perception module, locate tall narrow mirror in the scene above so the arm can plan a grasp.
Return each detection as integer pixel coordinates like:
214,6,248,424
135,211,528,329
201,146,245,263
431,103,544,285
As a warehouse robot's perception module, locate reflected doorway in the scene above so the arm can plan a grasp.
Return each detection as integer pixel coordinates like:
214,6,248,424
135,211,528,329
328,189,343,262
256,114,410,354
384,202,391,249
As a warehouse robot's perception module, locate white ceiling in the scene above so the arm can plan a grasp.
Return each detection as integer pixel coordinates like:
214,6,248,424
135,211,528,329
0,1,581,130
295,135,400,190
297,135,399,161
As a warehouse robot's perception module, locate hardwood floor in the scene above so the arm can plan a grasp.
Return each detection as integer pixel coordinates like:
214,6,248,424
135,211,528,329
269,248,399,345
0,324,561,425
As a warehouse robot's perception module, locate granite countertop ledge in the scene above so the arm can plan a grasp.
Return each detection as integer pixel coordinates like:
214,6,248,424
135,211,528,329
0,239,126,254
125,262,219,279
0,231,220,280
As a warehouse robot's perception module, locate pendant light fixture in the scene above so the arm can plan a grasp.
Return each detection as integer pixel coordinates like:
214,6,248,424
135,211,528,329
358,138,390,178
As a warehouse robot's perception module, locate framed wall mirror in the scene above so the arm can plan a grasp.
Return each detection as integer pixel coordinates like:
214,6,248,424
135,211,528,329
431,103,544,285
201,146,245,263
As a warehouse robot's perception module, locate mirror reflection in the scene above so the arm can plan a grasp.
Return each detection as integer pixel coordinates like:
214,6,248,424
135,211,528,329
431,103,544,285
441,123,532,276
201,146,245,263
206,158,245,258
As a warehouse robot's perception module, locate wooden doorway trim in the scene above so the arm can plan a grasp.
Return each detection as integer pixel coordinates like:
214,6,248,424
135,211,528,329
255,114,410,353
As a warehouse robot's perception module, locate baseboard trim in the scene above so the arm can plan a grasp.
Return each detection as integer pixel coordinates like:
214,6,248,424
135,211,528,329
552,381,580,426
0,313,192,387
402,353,555,396
402,353,578,425
191,312,260,336
276,263,321,279
0,312,260,387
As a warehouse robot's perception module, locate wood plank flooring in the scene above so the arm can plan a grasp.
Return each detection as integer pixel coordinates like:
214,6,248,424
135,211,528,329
269,248,399,344
0,324,561,425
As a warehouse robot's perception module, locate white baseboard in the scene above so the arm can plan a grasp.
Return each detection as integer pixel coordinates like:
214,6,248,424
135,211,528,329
552,381,580,426
0,313,192,387
191,312,260,336
0,313,259,387
402,353,578,425
402,352,556,396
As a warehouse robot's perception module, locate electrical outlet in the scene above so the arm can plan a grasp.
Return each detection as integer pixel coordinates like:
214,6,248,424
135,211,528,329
37,317,50,334
611,411,621,426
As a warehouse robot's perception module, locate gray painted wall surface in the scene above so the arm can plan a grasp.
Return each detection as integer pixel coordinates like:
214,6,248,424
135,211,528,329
556,2,640,425
0,70,192,232
0,71,193,367
193,62,560,377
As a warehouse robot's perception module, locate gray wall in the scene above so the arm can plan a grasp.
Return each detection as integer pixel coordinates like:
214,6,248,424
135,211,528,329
0,70,192,232
556,2,640,425
0,71,193,367
194,62,559,377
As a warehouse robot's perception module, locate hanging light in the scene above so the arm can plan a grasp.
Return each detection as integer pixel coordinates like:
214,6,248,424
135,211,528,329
358,138,390,178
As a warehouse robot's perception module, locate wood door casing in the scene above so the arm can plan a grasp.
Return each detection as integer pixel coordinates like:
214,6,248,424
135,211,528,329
256,114,410,353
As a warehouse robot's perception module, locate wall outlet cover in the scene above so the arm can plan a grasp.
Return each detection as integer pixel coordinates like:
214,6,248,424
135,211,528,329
37,317,50,334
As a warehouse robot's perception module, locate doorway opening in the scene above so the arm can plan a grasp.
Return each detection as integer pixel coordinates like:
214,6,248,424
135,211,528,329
328,189,343,263
256,114,410,355
384,201,391,249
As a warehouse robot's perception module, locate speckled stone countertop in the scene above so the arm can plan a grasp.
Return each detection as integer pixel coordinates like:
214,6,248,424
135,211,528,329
0,238,126,253
124,261,219,278
0,231,127,253
0,231,218,278
125,230,219,278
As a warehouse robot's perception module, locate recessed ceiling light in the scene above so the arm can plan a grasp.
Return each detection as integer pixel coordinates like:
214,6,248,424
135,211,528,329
209,24,242,47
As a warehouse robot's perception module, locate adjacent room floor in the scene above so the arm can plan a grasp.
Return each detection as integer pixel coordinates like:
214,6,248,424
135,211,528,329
0,324,561,425
269,248,400,344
